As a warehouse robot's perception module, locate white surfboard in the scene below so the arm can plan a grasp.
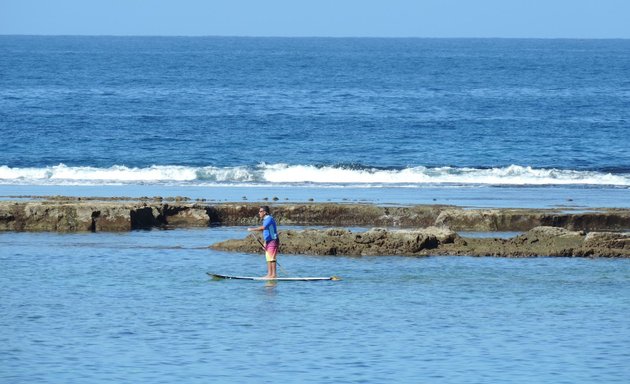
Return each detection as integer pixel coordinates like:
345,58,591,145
208,273,340,281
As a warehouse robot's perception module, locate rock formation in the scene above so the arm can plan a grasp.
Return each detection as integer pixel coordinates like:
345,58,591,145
212,226,630,258
2,197,629,233
2,197,628,257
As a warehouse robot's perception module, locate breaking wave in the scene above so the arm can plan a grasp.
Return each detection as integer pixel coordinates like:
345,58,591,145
1,163,629,187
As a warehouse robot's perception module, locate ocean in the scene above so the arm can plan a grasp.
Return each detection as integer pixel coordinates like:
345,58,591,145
1,36,630,383
1,36,630,207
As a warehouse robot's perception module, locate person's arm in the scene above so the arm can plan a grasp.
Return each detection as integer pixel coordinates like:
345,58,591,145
248,215,268,232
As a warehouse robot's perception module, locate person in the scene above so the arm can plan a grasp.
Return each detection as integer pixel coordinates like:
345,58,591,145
247,205,279,278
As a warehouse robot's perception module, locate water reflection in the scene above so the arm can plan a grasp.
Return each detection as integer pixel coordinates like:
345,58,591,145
263,280,278,294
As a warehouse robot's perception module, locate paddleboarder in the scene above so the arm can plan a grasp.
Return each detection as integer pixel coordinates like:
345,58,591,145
247,206,279,278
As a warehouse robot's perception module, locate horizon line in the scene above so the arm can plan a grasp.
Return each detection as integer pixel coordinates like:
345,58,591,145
1,33,630,40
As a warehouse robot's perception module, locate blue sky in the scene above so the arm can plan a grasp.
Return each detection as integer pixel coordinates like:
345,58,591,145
1,0,629,38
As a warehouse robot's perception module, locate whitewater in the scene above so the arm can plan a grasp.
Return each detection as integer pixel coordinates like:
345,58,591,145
1,163,629,187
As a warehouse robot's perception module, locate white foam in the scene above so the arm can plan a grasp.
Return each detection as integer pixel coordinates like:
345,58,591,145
197,166,256,182
0,164,197,183
261,164,630,186
0,163,628,187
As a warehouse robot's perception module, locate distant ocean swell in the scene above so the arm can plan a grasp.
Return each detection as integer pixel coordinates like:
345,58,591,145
1,164,629,187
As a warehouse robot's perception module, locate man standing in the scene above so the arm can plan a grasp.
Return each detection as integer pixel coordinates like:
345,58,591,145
247,206,279,278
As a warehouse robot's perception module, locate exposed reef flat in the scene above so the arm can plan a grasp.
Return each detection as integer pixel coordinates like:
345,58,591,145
212,226,630,258
2,196,629,257
1,196,629,233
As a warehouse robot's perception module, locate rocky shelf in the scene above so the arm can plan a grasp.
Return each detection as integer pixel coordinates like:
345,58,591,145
212,226,630,258
3,197,628,257
1,197,629,233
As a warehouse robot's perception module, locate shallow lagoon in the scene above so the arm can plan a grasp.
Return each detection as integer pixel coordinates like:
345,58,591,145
2,184,630,209
1,228,629,383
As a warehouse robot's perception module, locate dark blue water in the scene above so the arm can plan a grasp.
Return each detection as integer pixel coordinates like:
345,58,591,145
1,36,629,172
2,229,630,383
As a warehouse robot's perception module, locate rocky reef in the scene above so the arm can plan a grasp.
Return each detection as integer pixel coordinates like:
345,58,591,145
1,197,629,233
212,226,630,258
2,196,629,257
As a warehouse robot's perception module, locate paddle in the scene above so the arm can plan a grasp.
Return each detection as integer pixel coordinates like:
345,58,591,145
247,233,341,281
250,232,267,251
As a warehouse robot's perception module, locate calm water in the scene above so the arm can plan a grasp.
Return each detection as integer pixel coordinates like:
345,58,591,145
2,228,629,383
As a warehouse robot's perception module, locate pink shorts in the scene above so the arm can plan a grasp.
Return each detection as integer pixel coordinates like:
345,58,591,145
265,239,279,262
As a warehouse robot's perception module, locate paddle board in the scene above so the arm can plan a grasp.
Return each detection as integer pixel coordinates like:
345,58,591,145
208,273,340,281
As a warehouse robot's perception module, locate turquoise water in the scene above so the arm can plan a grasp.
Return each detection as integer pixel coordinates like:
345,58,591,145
2,228,629,383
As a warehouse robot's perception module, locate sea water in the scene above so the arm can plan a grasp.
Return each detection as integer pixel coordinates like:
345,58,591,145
2,37,630,383
1,228,629,383
1,36,630,207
